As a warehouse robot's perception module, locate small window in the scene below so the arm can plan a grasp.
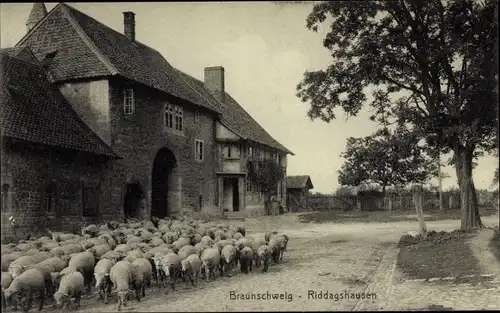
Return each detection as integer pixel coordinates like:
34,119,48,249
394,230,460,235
223,144,231,159
44,182,56,213
174,106,183,131
1,184,11,213
195,139,204,162
123,89,135,115
248,145,253,158
194,110,201,123
164,104,183,132
246,180,252,192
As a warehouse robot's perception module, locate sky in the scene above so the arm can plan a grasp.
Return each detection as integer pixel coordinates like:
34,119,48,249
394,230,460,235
1,2,498,193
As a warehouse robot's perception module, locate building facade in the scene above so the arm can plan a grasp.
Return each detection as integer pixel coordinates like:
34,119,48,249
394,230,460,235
1,3,293,234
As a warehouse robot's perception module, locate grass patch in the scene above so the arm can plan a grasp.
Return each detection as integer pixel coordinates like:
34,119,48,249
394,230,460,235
297,206,497,224
489,228,500,263
397,231,481,280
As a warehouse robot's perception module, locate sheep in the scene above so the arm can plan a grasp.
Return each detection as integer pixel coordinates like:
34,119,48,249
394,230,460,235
53,271,84,310
172,237,190,251
200,236,214,247
1,245,14,256
191,233,202,245
67,251,95,292
159,253,182,292
87,244,112,259
162,232,178,244
1,272,13,311
220,244,238,277
194,242,208,257
124,249,144,263
4,268,46,312
98,234,117,250
80,237,108,250
239,246,254,274
94,258,114,304
114,244,132,254
235,238,253,251
23,248,40,256
131,258,153,301
100,250,125,263
177,245,197,261
50,244,84,257
81,224,100,238
125,236,142,246
27,262,56,298
236,225,246,237
8,256,36,278
148,237,165,248
200,248,221,282
38,257,68,273
268,235,288,263
180,254,202,287
233,232,244,241
256,245,272,272
1,253,23,272
109,260,134,311
31,251,51,264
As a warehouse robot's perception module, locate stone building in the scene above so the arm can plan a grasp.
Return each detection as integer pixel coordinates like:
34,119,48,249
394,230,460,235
286,175,314,212
0,3,293,234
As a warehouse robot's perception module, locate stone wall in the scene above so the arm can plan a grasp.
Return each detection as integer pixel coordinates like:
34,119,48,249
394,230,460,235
106,77,219,218
0,139,112,240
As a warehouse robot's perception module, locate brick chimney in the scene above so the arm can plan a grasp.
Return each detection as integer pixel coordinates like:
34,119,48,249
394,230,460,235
123,11,135,42
26,3,48,32
204,66,225,103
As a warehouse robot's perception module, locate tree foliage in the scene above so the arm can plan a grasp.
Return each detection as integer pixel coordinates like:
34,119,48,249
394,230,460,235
297,0,498,229
246,159,284,201
338,127,436,192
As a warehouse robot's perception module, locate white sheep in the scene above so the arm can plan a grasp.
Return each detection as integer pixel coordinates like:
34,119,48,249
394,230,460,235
67,251,95,292
1,271,13,311
221,244,237,277
200,247,221,281
8,255,36,278
180,254,202,287
239,246,254,274
160,253,182,292
94,258,114,304
4,268,46,312
109,260,134,311
131,258,153,301
53,271,84,310
257,245,272,272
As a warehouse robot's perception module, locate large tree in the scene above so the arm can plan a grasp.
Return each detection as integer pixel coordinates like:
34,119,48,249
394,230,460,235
297,0,498,229
338,127,436,195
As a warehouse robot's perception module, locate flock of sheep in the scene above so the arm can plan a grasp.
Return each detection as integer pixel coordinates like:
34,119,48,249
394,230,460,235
1,216,289,312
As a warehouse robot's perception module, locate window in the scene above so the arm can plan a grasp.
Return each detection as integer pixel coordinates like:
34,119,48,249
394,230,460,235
246,180,252,192
44,182,56,213
1,184,10,213
194,110,201,123
223,144,231,159
164,104,183,132
248,145,253,158
82,184,99,217
195,139,204,162
123,89,135,115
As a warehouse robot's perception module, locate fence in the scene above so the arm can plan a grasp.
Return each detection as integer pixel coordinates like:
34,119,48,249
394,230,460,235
307,191,495,212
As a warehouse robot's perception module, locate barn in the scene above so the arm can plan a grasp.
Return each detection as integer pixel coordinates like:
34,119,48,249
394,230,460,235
286,175,314,212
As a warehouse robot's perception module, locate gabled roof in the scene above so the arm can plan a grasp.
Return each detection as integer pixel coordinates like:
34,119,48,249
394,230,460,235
15,3,220,114
286,175,314,189
0,50,119,158
0,46,40,64
176,70,294,155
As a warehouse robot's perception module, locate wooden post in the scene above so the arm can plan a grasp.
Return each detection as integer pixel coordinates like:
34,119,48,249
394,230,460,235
438,153,444,211
413,184,427,238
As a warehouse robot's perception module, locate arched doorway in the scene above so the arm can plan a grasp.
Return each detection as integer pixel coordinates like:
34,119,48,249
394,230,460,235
151,148,177,218
124,182,143,219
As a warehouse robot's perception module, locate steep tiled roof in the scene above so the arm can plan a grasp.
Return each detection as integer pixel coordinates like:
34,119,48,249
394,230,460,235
176,70,294,155
0,51,119,158
16,3,220,114
286,175,313,189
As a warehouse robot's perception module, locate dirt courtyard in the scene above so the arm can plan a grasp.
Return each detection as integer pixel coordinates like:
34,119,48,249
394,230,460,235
5,212,498,312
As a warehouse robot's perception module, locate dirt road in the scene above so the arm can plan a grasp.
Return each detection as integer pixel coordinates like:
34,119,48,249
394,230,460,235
6,213,498,312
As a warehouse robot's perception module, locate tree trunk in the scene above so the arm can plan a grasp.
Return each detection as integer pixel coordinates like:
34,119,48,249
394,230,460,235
438,153,444,211
413,185,427,238
455,149,483,229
